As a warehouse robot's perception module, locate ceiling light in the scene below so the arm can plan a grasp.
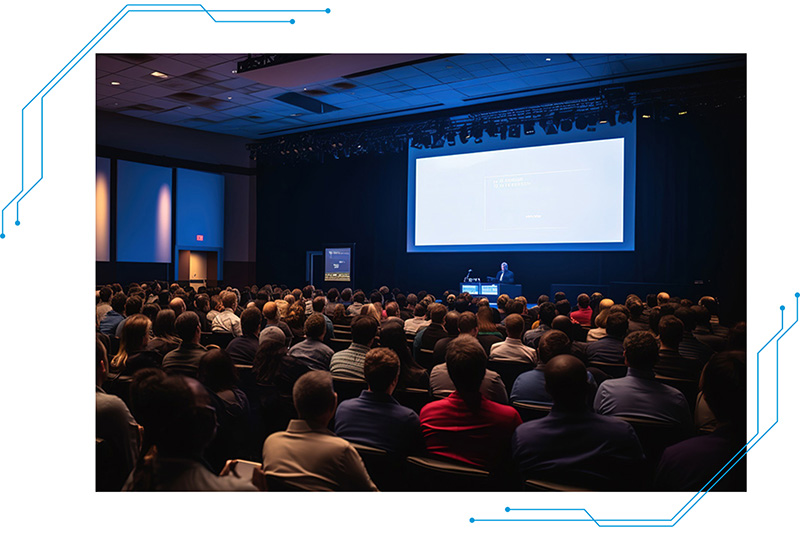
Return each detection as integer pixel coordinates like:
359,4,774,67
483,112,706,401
560,118,573,132
110,81,121,86
642,114,651,119
227,96,232,100
150,71,169,79
545,57,551,62
575,115,588,130
678,111,688,115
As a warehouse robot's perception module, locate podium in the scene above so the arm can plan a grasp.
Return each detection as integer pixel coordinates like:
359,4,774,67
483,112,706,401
459,282,522,303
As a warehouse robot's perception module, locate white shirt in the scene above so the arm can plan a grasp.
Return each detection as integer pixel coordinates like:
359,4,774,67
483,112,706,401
489,338,537,364
211,308,242,336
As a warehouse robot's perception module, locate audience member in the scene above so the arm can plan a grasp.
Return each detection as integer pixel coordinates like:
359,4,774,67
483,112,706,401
96,286,113,325
261,371,378,491
523,302,556,348
431,310,462,366
226,307,262,365
489,313,536,364
586,312,628,364
286,313,334,372
312,296,335,340
476,305,505,354
329,315,379,379
379,321,429,390
654,315,703,380
162,312,208,378
110,314,161,375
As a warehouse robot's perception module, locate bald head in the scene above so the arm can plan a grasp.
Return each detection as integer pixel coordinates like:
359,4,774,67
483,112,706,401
598,298,615,312
551,315,573,335
262,301,280,322
169,297,186,316
544,355,588,409
657,292,671,305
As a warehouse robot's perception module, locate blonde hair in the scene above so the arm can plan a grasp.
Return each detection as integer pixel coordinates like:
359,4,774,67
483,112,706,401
111,314,152,370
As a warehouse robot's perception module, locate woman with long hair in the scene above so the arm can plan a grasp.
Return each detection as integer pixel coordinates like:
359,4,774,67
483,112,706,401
284,302,307,343
111,314,161,374
379,321,428,390
146,309,180,357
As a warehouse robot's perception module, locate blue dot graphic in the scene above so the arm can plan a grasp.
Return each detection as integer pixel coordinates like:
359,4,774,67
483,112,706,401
781,306,786,311
795,292,800,298
469,518,475,523
505,507,510,513
0,234,5,239
290,19,295,24
14,220,19,226
326,8,331,13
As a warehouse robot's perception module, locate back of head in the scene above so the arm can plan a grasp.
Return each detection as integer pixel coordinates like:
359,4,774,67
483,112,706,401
263,301,279,321
496,294,510,311
169,297,186,316
327,288,339,302
445,336,487,400
537,294,550,306
626,297,644,319
605,312,629,338
413,303,426,317
429,303,447,324
254,339,288,383
457,311,478,334
554,291,566,303
551,315,573,335
99,286,112,302
538,302,557,326
623,331,659,370
658,315,684,348
674,306,697,331
293,370,335,423
598,298,615,313
304,313,326,339
538,330,571,364
701,351,746,427
657,292,671,305
444,311,460,335
577,293,590,309
504,313,524,339
555,299,571,317
544,355,587,409
312,296,326,313
198,348,237,392
691,305,711,327
364,347,400,393
609,303,630,319
385,301,399,317
153,309,177,338
350,315,379,345
699,296,719,317
125,295,144,317
240,307,262,336
175,311,200,344
221,290,237,310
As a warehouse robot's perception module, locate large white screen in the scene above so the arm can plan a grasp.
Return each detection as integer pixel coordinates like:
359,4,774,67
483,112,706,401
414,138,625,246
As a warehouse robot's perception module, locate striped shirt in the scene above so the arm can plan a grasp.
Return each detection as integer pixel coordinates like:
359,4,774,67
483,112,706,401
329,343,371,379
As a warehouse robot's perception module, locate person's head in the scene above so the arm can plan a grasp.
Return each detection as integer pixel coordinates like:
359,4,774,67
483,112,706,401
384,301,399,317
194,294,210,314
262,301,279,322
577,293,590,309
129,370,217,458
443,311,460,336
505,298,524,315
395,293,407,309
691,305,711,328
537,294,550,306
97,337,109,386
175,311,201,345
302,285,314,299
169,297,186,317
555,299,571,317
538,302,557,327
658,315,684,349
326,288,339,303
304,313,327,340
428,303,447,325
364,347,400,394
221,291,237,310
457,311,478,336
360,303,381,323
626,297,644,320
293,370,337,426
727,322,746,351
198,348,238,393
496,294,510,312
538,330,572,364
550,315,573,336
445,336,487,402
544,355,588,410
699,296,719,317
99,286,112,303
623,331,659,370
504,313,525,340
253,339,288,383
240,307,262,337
152,309,177,339
476,306,497,332
674,306,697,332
605,312,629,339
700,351,746,428
210,294,223,312
500,261,508,271
340,288,352,303
350,315,379,346
124,296,143,318
657,292,671,305
312,296,326,313
111,314,152,369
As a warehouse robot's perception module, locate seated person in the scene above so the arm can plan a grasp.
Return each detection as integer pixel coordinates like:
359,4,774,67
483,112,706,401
286,313,334,372
570,293,593,326
594,331,692,430
511,355,645,490
511,330,597,404
162,312,208,378
329,315,379,379
334,348,423,456
146,309,181,357
655,351,746,491
211,290,242,337
523,302,557,349
432,311,471,367
110,314,162,376
489,313,536,364
586,312,629,364
259,301,294,347
654,315,703,380
429,336,509,404
225,307,262,365
124,369,258,491
420,336,522,471
262,371,378,491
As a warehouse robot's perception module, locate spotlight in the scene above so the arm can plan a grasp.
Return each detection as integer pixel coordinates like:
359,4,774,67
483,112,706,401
486,122,498,137
575,115,588,130
598,109,616,126
523,121,536,135
509,123,521,138
618,104,634,124
559,118,573,132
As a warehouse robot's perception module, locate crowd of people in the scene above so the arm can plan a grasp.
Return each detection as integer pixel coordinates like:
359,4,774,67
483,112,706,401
96,281,746,491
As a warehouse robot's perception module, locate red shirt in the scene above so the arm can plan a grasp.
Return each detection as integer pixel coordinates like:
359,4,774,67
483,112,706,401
420,391,521,470
570,307,593,326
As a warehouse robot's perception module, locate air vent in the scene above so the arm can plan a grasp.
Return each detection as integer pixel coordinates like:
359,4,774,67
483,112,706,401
304,89,329,96
122,103,166,112
332,81,357,90
275,92,341,114
168,92,205,103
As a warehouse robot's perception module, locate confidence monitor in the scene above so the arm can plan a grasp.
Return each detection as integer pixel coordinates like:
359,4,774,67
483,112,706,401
407,122,636,252
324,246,353,282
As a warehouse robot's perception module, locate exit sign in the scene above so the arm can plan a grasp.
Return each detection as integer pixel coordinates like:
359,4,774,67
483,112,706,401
196,234,204,241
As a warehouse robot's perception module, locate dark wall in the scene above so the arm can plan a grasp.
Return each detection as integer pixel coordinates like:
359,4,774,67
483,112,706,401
256,103,746,322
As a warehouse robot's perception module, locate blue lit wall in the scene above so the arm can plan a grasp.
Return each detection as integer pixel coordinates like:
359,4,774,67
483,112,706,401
175,168,225,277
116,160,172,263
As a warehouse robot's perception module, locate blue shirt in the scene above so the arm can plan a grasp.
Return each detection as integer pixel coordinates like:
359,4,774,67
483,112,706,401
511,367,597,404
511,406,645,489
593,368,692,429
99,310,124,335
585,336,625,364
334,390,423,456
287,338,334,371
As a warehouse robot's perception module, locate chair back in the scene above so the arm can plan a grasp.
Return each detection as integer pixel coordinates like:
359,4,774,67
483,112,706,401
108,335,120,356
332,375,368,402
352,443,405,491
616,415,687,464
655,374,698,411
524,477,590,492
103,373,133,407
512,401,552,422
417,348,436,372
328,338,352,352
487,360,535,396
96,438,127,491
393,387,432,414
587,360,627,379
206,331,234,349
405,455,498,491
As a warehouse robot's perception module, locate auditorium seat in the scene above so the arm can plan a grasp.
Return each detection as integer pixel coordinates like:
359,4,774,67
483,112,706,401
523,477,590,492
328,338,352,352
108,335,120,356
332,375,368,402
615,415,689,484
587,361,627,379
512,401,552,422
103,373,133,407
96,437,127,492
416,348,436,372
487,360,535,396
405,455,499,491
204,331,234,349
352,443,406,491
393,387,432,414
